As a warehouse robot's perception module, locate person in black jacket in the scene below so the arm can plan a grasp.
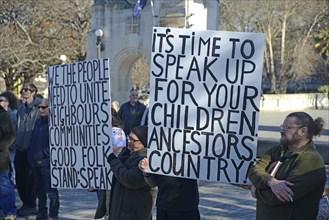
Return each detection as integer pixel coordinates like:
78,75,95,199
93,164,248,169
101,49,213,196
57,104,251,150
93,107,126,220
28,99,60,220
14,83,41,217
0,102,16,220
139,159,200,220
106,125,155,220
118,89,146,135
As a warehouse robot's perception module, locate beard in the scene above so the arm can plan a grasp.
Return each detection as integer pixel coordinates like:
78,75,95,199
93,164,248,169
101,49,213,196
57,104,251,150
280,132,301,146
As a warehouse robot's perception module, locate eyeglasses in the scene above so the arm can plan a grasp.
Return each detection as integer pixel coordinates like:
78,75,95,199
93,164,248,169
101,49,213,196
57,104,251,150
128,136,140,143
280,125,302,131
38,106,48,110
21,88,34,93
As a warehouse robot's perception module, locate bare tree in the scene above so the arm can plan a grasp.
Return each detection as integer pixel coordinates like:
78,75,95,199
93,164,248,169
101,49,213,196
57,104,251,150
0,0,91,92
220,0,329,93
131,57,150,90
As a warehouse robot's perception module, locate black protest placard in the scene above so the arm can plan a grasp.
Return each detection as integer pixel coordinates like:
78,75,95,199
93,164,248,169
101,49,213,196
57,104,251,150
147,27,265,184
48,58,113,189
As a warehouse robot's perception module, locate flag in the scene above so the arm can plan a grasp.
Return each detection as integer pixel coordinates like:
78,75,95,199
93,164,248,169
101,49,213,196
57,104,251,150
134,0,148,16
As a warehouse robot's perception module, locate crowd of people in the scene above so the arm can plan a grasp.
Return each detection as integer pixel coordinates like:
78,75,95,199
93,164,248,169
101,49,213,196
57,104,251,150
0,83,60,220
0,84,328,220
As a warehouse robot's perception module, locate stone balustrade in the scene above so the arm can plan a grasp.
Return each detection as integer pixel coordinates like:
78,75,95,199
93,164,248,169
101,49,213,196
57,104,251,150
261,93,329,111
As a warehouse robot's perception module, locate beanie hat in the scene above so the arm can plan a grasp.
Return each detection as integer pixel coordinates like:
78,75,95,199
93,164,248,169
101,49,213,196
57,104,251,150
131,125,148,147
112,127,126,147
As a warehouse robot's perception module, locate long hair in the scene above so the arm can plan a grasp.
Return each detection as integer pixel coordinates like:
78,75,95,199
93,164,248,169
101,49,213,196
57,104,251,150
1,91,19,110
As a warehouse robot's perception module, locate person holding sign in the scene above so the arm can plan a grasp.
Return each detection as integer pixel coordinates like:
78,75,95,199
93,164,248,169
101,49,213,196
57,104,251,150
106,125,155,220
118,89,146,135
94,107,126,220
248,112,326,220
28,99,60,220
139,158,200,220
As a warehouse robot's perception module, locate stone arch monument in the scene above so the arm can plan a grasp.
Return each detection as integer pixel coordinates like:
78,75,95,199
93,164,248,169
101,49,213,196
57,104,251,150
86,0,219,104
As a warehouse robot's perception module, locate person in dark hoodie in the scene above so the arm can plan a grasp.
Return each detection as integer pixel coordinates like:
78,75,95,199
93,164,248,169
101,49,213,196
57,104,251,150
0,99,16,220
14,83,42,217
106,125,155,220
28,99,59,220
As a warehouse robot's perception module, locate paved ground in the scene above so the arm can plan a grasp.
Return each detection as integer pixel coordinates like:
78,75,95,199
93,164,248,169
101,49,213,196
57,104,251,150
15,182,256,220
14,109,328,220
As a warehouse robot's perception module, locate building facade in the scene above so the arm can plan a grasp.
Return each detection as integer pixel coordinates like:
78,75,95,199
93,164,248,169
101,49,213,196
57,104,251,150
86,0,219,103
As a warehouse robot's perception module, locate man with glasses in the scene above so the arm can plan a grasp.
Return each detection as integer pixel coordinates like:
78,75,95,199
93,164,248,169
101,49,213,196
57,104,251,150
28,99,60,220
13,83,42,217
248,112,326,220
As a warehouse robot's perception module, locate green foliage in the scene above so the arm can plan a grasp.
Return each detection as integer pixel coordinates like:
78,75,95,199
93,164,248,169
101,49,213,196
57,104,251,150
315,30,329,58
318,85,329,93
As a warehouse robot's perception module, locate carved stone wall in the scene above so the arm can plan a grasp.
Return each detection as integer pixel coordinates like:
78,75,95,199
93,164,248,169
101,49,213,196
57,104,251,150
86,0,219,104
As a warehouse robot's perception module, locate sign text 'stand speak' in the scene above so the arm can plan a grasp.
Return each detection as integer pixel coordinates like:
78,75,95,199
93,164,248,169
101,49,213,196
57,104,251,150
48,58,113,189
147,27,265,184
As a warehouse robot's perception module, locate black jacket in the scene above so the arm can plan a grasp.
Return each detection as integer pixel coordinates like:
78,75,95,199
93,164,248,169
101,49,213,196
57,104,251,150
0,106,16,173
107,147,155,220
145,174,200,211
28,116,50,167
118,101,146,135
